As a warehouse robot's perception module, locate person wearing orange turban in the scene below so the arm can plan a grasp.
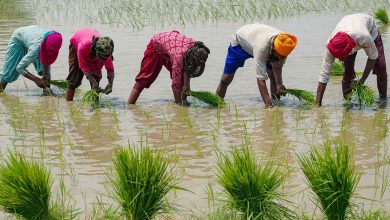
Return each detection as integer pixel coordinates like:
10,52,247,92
316,14,387,107
216,24,297,108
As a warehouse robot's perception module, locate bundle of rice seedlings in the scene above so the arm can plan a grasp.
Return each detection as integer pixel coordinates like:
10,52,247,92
346,82,376,108
106,144,179,220
81,90,100,108
189,91,225,107
374,8,389,25
50,80,68,90
0,151,52,219
285,88,315,106
216,146,294,219
331,60,344,76
297,142,361,220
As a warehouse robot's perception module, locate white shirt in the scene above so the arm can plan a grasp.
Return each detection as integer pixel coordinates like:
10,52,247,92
319,13,379,83
231,24,286,80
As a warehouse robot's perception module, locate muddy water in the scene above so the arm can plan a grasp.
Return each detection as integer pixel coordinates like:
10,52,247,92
0,4,390,218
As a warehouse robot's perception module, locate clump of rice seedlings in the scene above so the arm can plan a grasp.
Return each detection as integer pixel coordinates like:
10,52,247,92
346,82,376,108
285,88,315,106
106,144,179,220
50,80,68,90
297,142,361,220
216,146,294,219
0,151,53,219
81,90,101,108
331,60,344,76
374,8,389,25
189,91,226,107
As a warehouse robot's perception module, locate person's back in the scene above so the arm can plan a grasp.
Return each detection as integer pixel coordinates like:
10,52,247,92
329,13,377,42
234,23,281,56
13,25,49,48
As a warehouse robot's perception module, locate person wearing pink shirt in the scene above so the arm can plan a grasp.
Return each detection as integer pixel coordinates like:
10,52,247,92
66,28,115,101
127,30,210,105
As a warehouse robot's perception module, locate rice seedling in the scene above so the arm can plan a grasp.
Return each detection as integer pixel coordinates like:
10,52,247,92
331,60,344,76
80,90,101,108
297,142,361,220
188,90,226,107
285,88,316,106
91,196,121,220
353,209,390,220
216,145,294,219
105,143,180,220
32,0,389,29
0,150,55,219
374,8,389,25
50,80,68,90
346,82,376,108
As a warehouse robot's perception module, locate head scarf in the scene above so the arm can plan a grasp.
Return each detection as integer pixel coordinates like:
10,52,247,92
273,33,297,57
92,36,114,60
184,41,210,78
327,32,356,59
40,32,62,65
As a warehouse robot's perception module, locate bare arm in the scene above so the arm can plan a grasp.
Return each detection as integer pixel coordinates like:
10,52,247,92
23,72,46,88
173,72,190,105
257,79,273,108
272,66,284,90
316,82,327,107
359,58,376,84
85,73,100,91
42,65,51,87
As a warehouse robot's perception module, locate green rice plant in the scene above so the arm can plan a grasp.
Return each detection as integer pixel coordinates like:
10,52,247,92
81,90,101,108
374,8,389,25
297,142,361,220
346,82,376,108
50,80,68,90
0,151,52,219
285,88,315,106
331,60,344,76
216,146,294,219
352,209,390,220
189,91,226,107
106,144,180,220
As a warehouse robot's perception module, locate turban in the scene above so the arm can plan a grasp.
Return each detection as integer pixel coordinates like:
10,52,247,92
273,33,297,57
327,32,356,59
40,32,62,65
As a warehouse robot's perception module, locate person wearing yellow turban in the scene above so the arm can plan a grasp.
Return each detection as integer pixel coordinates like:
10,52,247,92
216,24,297,108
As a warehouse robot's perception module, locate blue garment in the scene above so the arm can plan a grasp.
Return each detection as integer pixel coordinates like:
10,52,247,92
0,25,51,84
223,44,253,74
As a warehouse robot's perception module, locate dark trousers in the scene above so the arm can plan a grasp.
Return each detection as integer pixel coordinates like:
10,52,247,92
342,33,387,98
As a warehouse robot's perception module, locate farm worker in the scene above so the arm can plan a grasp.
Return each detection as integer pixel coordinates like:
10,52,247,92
66,28,115,101
316,13,387,106
0,25,62,93
215,23,297,108
127,30,210,105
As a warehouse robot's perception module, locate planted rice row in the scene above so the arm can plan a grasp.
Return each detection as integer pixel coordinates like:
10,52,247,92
0,141,384,219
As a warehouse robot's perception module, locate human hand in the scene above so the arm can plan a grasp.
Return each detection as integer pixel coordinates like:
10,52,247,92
35,78,47,89
42,74,50,87
102,84,113,94
276,85,287,97
182,85,190,96
350,79,362,90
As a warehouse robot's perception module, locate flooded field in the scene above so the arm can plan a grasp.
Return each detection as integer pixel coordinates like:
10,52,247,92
1,0,390,219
